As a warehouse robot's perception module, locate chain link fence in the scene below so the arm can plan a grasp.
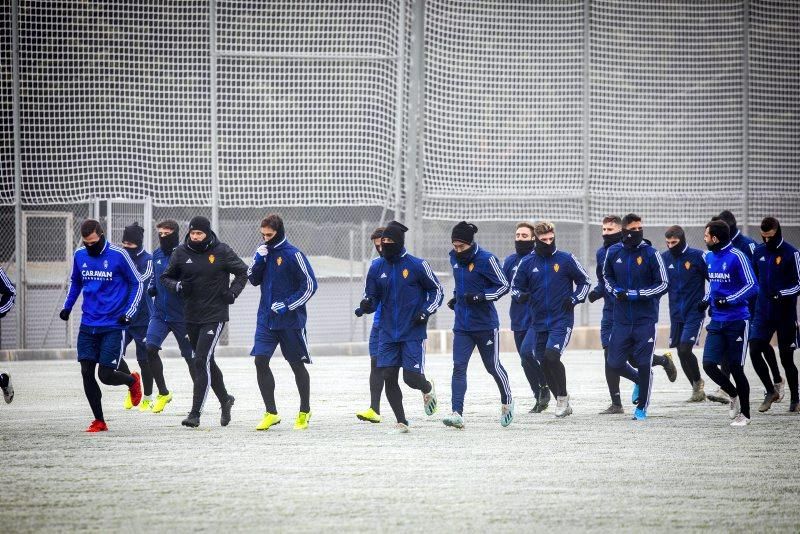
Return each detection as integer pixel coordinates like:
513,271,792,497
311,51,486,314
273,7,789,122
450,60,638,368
2,0,799,350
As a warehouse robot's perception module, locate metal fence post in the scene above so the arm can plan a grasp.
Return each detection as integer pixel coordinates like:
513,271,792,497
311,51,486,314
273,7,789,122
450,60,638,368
742,0,750,233
405,0,425,254
581,0,591,327
392,0,408,222
210,0,220,233
12,0,25,349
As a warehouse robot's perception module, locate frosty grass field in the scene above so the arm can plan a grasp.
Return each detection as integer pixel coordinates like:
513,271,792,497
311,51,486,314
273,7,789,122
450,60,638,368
1,350,799,532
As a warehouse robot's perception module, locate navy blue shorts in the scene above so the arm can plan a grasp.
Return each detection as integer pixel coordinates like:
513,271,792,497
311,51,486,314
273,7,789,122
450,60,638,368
607,323,656,368
669,314,704,348
369,325,380,358
377,338,426,373
520,326,574,363
77,326,125,369
703,319,749,367
123,326,148,363
145,317,193,359
750,318,799,348
251,328,311,363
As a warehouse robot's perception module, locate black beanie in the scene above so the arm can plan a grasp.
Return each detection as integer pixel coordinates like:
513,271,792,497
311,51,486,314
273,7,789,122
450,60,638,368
382,221,408,247
122,222,144,248
451,221,478,244
189,216,212,235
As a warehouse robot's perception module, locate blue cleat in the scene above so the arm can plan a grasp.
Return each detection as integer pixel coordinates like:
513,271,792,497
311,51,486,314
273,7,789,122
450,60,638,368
631,384,640,405
632,407,647,421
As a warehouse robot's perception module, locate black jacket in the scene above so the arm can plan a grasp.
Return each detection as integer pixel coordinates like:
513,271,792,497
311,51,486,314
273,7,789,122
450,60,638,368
160,231,248,324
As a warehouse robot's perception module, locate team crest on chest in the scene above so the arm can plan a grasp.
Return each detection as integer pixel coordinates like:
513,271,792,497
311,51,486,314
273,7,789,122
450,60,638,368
103,260,108,269
553,263,560,273
684,261,691,270
277,256,283,266
209,254,215,264
402,268,409,279
468,263,474,272
636,256,643,266
776,256,782,265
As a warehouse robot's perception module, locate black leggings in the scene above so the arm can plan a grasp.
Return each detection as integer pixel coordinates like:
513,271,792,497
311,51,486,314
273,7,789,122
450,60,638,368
382,367,432,425
255,357,311,414
186,322,229,415
704,361,750,418
676,343,702,384
80,360,133,421
368,356,384,413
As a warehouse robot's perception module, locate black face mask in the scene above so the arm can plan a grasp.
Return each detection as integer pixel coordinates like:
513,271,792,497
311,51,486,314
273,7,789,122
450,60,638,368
764,228,783,251
187,234,212,253
159,232,179,255
515,239,535,257
84,236,106,257
603,231,623,249
535,239,556,258
382,241,403,261
622,229,644,248
374,244,383,258
668,236,687,257
125,246,142,259
706,238,728,254
455,243,476,265
266,226,285,248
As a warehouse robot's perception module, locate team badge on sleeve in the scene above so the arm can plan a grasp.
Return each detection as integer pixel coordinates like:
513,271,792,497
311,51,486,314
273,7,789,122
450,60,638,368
402,268,409,279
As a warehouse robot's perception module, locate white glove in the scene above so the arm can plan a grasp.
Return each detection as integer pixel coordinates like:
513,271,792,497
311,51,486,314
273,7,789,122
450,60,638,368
256,244,269,258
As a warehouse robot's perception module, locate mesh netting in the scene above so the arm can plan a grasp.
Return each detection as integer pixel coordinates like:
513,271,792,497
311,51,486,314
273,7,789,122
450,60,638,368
216,1,403,208
589,0,746,224
18,1,211,206
749,0,800,225
1,2,13,206
423,0,585,222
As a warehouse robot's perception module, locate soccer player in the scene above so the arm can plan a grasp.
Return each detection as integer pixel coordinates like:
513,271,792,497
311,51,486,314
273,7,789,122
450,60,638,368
248,214,318,431
602,214,668,421
700,220,757,426
119,222,155,411
0,266,16,404
503,221,550,413
749,217,800,412
59,219,144,432
660,225,707,401
708,210,783,404
354,227,386,424
588,215,625,414
144,219,196,414
359,221,443,434
512,220,591,418
442,221,512,429
160,216,246,428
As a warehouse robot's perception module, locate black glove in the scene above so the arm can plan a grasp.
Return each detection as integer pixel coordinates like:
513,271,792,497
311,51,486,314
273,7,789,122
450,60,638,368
715,298,729,307
447,297,456,310
354,307,364,317
562,297,575,312
516,292,530,304
222,291,236,305
117,315,131,326
463,293,486,305
614,288,628,301
147,286,157,297
59,308,71,321
413,310,430,326
359,298,376,314
697,300,710,314
587,289,603,303
772,292,787,302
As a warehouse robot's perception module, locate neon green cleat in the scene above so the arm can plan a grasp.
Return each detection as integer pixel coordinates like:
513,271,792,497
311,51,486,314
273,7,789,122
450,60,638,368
256,412,281,431
123,390,133,410
151,392,173,414
293,411,311,430
356,407,382,423
139,397,153,412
